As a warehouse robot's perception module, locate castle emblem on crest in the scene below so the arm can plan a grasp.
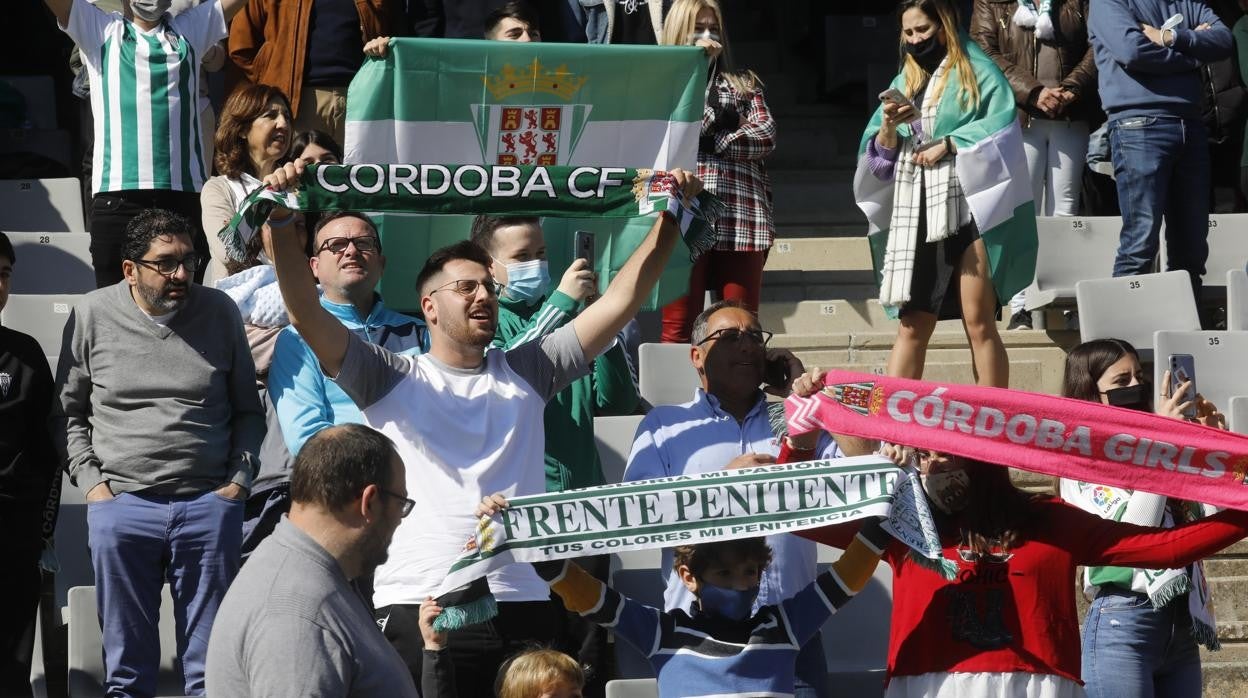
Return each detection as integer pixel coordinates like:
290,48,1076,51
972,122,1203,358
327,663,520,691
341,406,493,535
825,382,884,416
471,60,592,166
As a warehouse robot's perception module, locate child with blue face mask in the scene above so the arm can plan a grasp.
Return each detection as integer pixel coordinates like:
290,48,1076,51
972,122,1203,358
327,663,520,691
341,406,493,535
476,494,890,698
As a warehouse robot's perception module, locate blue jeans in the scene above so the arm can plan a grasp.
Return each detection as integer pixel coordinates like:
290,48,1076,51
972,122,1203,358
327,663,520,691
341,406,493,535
1082,588,1202,698
1109,115,1210,303
87,490,243,697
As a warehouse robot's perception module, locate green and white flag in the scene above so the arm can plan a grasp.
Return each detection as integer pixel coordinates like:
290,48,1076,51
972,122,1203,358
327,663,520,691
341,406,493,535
344,39,708,311
855,40,1037,318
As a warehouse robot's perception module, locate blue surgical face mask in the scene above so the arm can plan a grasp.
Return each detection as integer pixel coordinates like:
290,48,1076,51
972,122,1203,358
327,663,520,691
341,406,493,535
502,259,550,304
698,582,759,621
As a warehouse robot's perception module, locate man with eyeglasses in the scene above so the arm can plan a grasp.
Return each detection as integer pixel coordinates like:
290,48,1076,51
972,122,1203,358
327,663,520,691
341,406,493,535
206,423,418,697
257,158,703,694
54,208,265,697
623,299,862,698
256,211,427,556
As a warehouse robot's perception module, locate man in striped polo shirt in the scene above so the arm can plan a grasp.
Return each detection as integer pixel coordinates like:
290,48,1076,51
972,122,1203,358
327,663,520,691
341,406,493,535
44,0,247,287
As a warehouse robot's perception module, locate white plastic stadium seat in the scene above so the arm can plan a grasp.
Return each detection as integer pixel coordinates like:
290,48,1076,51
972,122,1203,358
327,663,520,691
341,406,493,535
1152,331,1248,419
1076,271,1199,359
638,343,698,406
594,415,644,485
605,679,658,698
67,585,183,698
6,232,94,293
1228,270,1248,331
1229,396,1248,436
0,294,79,361
0,178,86,233
1159,214,1248,290
1023,216,1124,311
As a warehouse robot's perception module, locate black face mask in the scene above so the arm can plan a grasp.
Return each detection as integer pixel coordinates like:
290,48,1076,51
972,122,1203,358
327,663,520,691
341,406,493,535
905,35,947,73
1103,384,1152,412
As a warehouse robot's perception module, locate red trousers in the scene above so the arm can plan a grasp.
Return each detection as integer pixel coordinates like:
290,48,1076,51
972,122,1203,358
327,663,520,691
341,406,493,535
660,249,768,343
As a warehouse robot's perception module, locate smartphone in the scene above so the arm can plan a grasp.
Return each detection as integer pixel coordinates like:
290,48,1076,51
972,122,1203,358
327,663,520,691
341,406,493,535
1161,13,1184,31
1168,353,1197,418
915,138,945,153
573,230,595,264
764,356,790,388
878,88,920,122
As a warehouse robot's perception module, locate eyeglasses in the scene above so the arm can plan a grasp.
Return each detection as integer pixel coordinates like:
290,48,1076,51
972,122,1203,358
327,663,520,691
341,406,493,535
695,328,773,346
379,488,415,518
429,278,504,298
317,236,381,255
133,254,200,277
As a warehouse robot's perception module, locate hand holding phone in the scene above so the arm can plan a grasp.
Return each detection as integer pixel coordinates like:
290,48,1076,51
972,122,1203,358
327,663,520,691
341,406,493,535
879,88,920,123
1160,13,1184,32
1168,353,1197,419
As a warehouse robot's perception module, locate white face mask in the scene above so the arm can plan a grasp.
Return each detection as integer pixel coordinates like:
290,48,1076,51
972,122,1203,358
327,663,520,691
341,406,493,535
920,468,970,515
689,28,721,44
130,0,172,22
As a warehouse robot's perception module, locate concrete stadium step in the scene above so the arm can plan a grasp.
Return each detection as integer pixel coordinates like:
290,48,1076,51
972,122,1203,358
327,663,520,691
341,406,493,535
775,223,865,239
771,169,860,226
766,237,872,272
1208,577,1248,623
1203,642,1248,696
1205,558,1248,579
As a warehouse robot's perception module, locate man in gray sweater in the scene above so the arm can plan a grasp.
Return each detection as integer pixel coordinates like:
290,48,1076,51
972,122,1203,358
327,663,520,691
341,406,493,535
55,208,264,698
205,423,418,697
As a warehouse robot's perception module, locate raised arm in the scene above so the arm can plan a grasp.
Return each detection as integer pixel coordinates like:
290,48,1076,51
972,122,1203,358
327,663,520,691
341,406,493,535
260,161,350,377
1067,501,1248,568
571,170,701,359
43,0,71,27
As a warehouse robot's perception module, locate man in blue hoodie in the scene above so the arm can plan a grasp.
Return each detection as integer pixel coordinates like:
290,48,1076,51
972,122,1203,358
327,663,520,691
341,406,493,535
1088,0,1232,306
254,212,427,550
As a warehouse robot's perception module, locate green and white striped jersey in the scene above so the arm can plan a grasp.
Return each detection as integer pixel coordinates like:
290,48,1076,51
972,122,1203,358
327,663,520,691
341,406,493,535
64,0,226,195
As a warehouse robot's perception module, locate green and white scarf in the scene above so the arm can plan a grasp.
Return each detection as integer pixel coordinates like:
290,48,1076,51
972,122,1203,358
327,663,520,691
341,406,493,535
1014,0,1056,41
433,456,954,630
217,163,724,263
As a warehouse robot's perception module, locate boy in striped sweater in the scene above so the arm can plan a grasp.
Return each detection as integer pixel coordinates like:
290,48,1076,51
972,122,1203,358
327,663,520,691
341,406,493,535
477,495,889,698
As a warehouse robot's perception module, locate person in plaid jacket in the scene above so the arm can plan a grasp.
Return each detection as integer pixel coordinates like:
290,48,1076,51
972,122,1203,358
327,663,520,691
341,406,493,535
658,0,776,343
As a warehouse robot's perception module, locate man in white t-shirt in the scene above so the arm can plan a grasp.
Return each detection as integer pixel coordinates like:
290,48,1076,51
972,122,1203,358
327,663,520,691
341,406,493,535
257,158,702,694
43,0,246,287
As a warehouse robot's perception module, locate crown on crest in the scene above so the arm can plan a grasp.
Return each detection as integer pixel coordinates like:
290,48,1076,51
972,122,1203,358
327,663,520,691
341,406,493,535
482,60,588,101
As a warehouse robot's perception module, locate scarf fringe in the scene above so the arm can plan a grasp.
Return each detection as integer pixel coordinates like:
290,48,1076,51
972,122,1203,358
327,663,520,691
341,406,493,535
1149,574,1190,610
433,593,499,632
907,549,959,581
1192,617,1222,651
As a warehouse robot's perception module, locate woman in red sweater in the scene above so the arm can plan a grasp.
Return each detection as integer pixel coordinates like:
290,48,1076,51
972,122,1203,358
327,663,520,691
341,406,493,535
786,370,1248,698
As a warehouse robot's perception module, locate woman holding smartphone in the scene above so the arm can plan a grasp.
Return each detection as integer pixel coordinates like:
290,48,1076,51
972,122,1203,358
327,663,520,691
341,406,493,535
1059,339,1227,698
859,0,1036,388
659,0,777,344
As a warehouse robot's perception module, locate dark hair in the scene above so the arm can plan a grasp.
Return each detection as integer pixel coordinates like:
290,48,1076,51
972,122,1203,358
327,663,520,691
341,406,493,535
213,84,292,179
672,538,772,580
414,240,494,296
468,215,541,255
290,129,343,163
0,231,13,265
484,0,541,38
1062,338,1142,403
949,459,1038,556
313,211,380,248
291,424,398,510
690,299,754,345
121,209,195,262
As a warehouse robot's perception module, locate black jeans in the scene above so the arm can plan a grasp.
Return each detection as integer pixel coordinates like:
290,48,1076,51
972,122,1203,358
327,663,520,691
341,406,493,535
0,554,41,698
88,189,205,287
378,597,570,697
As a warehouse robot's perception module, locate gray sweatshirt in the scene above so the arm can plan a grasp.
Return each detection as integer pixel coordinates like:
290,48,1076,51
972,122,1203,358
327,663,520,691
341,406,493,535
55,281,264,495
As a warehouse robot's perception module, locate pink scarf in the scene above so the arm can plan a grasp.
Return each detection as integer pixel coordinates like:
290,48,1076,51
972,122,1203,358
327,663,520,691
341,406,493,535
786,371,1248,511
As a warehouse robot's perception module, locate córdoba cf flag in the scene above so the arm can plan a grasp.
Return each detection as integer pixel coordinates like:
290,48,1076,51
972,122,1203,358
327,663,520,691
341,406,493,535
344,39,708,311
854,40,1037,317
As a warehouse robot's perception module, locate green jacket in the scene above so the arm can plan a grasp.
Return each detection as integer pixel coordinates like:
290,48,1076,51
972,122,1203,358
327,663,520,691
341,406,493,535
493,291,639,491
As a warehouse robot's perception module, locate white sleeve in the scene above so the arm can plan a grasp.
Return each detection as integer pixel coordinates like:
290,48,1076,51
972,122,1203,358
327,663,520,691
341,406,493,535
63,0,114,64
170,0,228,56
